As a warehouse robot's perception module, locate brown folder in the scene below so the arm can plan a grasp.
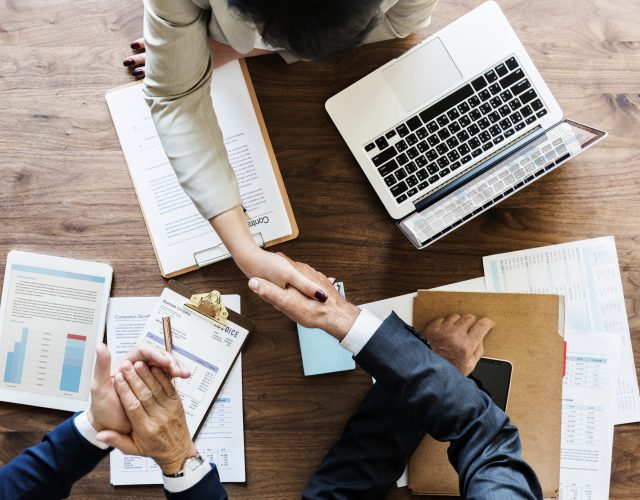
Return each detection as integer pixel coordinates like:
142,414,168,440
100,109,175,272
409,291,564,498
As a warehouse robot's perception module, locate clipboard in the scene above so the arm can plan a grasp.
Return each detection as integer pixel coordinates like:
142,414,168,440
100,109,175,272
106,59,299,278
162,280,255,439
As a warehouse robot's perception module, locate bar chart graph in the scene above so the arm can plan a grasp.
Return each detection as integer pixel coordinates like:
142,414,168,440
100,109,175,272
3,327,29,384
1,325,89,399
59,334,86,393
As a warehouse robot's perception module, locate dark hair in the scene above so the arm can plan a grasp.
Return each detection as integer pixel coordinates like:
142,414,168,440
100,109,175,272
228,0,383,60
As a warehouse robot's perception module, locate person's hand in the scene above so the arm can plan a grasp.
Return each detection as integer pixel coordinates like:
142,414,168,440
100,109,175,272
115,345,191,380
86,344,130,433
241,249,331,303
421,314,494,376
248,259,359,340
96,360,197,475
87,345,191,433
122,37,272,78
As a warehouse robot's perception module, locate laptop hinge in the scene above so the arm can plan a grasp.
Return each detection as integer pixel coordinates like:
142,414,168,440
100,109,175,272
412,126,545,213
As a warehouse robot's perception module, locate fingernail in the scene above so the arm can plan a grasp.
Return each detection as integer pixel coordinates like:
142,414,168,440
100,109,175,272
315,290,328,302
123,361,133,372
132,69,143,77
123,58,135,67
131,42,141,49
248,278,259,292
115,372,124,382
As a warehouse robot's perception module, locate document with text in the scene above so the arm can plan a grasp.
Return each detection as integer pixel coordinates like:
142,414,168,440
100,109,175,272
560,333,618,500
106,60,295,277
106,294,246,484
0,251,112,412
483,236,640,424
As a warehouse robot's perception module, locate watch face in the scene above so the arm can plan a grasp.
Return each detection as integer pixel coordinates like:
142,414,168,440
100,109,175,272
184,454,205,472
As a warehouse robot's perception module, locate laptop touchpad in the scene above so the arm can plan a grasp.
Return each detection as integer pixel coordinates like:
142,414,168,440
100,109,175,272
383,38,462,113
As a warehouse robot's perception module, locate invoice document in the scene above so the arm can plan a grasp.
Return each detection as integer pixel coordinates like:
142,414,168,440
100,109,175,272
106,295,246,484
560,333,618,500
106,60,294,277
483,236,640,424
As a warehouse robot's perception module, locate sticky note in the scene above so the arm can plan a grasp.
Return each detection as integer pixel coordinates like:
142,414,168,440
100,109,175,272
296,283,356,376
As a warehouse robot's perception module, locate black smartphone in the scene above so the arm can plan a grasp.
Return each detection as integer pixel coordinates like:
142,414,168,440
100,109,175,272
470,357,513,411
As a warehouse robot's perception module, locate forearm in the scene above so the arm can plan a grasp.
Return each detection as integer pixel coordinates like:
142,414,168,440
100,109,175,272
209,206,260,275
354,314,541,498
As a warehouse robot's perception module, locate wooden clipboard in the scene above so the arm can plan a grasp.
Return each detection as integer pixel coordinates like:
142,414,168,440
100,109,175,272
106,59,299,278
166,280,255,439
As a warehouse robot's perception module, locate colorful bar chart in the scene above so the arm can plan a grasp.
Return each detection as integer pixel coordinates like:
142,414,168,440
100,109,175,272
59,334,86,393
3,327,29,384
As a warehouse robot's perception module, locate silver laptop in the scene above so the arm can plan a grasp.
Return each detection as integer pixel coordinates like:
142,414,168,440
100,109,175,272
326,1,606,249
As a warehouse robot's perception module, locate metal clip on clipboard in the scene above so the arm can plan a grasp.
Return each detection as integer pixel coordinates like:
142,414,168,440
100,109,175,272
185,290,229,325
193,232,265,268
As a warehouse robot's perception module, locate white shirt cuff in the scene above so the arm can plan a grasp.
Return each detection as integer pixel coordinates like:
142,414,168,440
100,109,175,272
340,308,384,356
163,459,212,493
74,411,110,450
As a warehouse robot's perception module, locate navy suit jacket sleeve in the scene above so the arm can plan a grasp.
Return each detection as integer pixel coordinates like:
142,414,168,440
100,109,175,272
0,414,109,499
0,413,228,500
303,312,542,500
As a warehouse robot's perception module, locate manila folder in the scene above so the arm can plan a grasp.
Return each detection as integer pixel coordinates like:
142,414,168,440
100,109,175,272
408,291,564,498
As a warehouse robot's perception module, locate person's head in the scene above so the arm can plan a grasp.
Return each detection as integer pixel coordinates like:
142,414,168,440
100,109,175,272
228,0,383,60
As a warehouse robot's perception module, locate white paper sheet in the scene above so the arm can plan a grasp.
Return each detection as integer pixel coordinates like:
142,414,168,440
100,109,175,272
106,296,245,484
482,236,640,424
359,277,487,488
560,332,618,500
106,60,292,276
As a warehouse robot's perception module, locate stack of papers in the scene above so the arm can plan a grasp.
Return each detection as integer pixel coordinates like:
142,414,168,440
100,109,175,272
106,297,246,485
371,236,636,497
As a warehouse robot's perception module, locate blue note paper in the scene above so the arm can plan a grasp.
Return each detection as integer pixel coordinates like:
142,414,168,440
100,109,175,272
296,283,356,376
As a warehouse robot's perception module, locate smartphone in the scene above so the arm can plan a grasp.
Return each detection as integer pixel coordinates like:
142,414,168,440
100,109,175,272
470,357,513,411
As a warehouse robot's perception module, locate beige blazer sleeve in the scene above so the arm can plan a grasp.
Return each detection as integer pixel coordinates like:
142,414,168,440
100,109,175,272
142,0,241,220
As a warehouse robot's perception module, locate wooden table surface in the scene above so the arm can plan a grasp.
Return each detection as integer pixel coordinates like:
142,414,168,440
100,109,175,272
1,0,639,498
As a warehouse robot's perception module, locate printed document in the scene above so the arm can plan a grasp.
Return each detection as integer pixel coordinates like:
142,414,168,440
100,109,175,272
106,60,292,276
483,236,640,424
106,295,246,484
560,333,618,500
0,251,111,411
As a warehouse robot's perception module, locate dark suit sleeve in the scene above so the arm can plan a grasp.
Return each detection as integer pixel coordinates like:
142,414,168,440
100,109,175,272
303,313,542,500
0,413,109,499
164,464,228,499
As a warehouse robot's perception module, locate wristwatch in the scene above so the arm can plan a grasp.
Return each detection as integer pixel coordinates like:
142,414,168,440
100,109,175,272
164,453,205,478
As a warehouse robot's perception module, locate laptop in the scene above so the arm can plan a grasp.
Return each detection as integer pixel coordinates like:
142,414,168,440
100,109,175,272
325,1,606,249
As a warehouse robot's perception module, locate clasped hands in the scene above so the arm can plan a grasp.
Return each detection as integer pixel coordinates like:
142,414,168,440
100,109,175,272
249,255,495,376
86,345,197,475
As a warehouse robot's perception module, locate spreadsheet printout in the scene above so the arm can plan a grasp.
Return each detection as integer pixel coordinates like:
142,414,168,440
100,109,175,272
483,236,640,424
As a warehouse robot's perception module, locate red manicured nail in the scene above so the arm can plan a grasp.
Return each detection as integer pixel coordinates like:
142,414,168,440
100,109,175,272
131,42,141,49
315,290,328,302
132,69,143,77
123,58,135,67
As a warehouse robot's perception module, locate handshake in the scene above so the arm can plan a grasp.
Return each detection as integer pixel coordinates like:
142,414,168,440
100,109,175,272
86,345,196,475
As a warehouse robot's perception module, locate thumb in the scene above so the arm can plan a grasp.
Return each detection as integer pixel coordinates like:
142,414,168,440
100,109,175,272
93,344,112,385
96,430,138,455
248,277,290,309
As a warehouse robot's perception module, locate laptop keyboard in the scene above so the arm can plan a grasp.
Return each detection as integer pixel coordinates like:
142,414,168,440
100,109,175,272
398,122,582,247
364,56,549,204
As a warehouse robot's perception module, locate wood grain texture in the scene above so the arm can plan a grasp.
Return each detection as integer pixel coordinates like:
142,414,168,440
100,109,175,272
0,0,639,498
